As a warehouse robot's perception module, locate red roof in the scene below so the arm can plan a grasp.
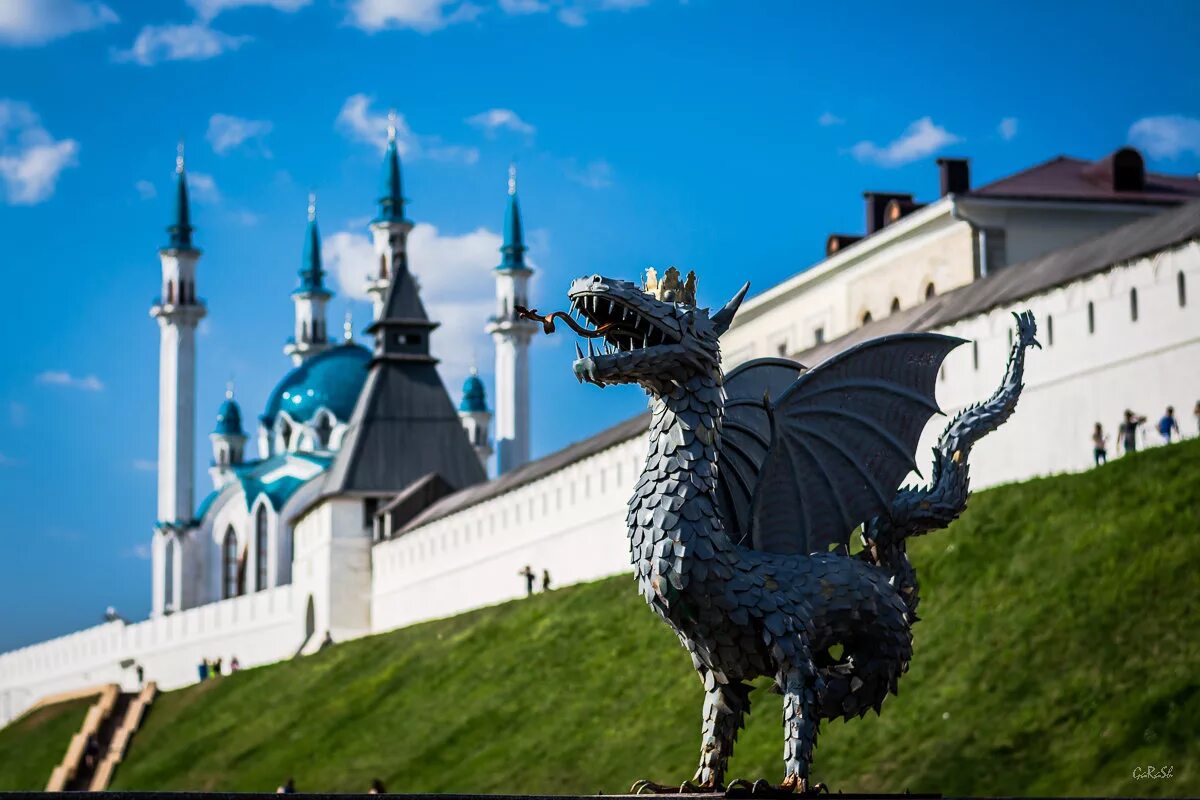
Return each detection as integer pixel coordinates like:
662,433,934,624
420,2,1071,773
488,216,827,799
970,150,1200,205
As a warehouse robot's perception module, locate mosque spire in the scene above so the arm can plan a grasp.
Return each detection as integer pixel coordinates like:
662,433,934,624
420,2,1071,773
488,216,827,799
298,192,327,293
374,110,407,224
165,140,195,251
498,162,527,271
285,192,333,365
344,310,354,342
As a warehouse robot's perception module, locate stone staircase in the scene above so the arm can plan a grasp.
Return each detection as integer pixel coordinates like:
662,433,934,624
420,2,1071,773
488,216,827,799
45,681,157,792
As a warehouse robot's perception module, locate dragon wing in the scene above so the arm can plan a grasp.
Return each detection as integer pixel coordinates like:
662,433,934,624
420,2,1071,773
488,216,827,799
747,333,965,555
713,357,808,546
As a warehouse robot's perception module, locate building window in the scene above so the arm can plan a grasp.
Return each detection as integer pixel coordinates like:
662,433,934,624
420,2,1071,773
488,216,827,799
255,506,268,592
925,282,936,300
1046,315,1054,346
813,327,825,345
222,527,239,600
1130,288,1139,322
861,311,873,327
163,537,176,610
1179,271,1187,307
1087,301,1095,334
890,297,901,314
972,340,979,371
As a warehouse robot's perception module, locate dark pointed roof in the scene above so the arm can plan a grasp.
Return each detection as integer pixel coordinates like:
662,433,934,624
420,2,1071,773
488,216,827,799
373,123,410,226
164,147,195,252
497,165,529,272
296,195,331,296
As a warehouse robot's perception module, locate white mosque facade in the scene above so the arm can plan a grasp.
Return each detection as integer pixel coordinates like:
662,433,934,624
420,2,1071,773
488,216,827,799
2,142,1199,726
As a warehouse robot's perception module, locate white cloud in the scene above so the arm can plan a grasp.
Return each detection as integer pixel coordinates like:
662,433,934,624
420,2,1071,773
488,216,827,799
1129,115,1200,160
335,94,479,164
565,158,613,189
554,0,649,26
346,0,483,33
850,117,960,168
132,458,157,472
467,108,536,139
36,370,104,391
187,0,311,22
127,543,152,560
207,113,273,155
0,0,117,46
187,171,220,203
998,116,1018,141
818,111,844,127
113,23,251,66
0,99,79,205
135,179,157,199
326,222,520,385
499,0,548,12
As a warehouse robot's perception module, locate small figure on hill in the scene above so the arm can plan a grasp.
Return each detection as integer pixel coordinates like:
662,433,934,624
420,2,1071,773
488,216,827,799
368,778,387,794
276,778,296,794
212,656,223,677
1120,409,1146,454
1158,406,1180,443
230,655,240,672
1092,422,1108,466
83,733,101,770
135,664,145,687
542,568,552,592
320,630,335,650
518,565,535,596
1193,400,1200,436
198,658,209,681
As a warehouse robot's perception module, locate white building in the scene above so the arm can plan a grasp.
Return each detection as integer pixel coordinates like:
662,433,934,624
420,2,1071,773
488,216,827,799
2,145,1198,727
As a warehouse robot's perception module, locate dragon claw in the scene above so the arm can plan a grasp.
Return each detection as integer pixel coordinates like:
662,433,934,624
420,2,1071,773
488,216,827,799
630,779,714,794
724,777,827,797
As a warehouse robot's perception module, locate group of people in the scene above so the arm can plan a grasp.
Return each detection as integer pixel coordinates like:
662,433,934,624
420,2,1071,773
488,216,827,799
197,655,240,681
1091,402,1197,466
518,565,552,596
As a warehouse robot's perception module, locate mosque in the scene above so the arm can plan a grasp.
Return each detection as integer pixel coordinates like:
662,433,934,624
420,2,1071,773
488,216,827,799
1,136,1198,726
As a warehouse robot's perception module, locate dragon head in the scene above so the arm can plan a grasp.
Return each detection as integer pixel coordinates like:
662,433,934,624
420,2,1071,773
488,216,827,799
567,269,749,394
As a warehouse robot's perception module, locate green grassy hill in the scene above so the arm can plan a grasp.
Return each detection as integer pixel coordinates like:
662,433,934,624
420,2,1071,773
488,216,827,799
0,695,91,791
19,441,1200,794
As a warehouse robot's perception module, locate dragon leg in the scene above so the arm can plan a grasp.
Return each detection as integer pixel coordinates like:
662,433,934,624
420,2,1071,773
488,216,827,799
692,677,753,789
775,637,822,792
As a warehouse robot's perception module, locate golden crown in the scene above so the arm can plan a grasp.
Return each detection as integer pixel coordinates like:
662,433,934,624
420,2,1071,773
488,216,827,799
643,266,697,306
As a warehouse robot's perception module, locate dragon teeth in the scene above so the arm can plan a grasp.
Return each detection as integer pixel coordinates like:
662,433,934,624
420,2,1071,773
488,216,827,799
587,339,596,357
575,342,584,360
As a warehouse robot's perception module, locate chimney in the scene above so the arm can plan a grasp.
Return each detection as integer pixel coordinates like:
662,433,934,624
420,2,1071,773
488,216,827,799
826,234,863,256
863,192,913,235
937,158,970,196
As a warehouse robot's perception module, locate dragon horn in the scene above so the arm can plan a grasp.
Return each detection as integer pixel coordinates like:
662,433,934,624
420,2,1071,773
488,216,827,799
711,282,750,336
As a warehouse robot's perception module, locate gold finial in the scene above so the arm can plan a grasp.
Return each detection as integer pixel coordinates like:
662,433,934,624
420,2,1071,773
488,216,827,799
387,109,398,143
307,191,316,222
508,162,517,196
176,139,185,174
344,310,354,342
643,266,697,306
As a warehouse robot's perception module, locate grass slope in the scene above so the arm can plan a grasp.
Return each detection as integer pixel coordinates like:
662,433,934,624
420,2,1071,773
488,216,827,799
0,696,91,790
98,440,1200,795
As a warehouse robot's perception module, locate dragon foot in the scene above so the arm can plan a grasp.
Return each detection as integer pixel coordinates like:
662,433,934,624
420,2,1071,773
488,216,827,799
631,779,719,794
724,777,828,797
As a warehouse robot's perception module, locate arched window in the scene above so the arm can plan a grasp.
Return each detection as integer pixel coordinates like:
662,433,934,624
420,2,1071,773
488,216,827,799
1046,315,1054,346
1178,271,1187,307
379,254,388,279
163,537,176,611
861,311,873,327
890,298,901,314
1087,301,1095,334
1130,288,1139,322
925,282,936,300
255,506,268,592
222,527,239,599
312,414,333,449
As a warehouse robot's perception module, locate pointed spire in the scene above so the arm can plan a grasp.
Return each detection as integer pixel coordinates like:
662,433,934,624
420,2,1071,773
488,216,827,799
374,110,408,224
498,162,528,272
344,310,354,342
297,192,330,296
225,379,235,400
165,139,195,251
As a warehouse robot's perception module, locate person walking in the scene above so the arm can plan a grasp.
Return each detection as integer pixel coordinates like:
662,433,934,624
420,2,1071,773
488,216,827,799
541,569,552,592
1121,410,1146,454
518,565,535,596
1158,406,1180,443
198,659,208,681
1193,400,1200,437
1092,423,1108,466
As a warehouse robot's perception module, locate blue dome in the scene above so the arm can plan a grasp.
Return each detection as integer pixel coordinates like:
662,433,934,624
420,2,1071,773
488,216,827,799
214,396,244,436
262,343,371,426
459,372,488,413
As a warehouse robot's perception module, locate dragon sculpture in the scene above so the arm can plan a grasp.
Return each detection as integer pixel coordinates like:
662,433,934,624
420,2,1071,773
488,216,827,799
519,268,1038,794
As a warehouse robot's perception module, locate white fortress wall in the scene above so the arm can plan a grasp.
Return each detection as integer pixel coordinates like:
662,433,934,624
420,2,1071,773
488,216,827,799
0,584,302,726
370,434,645,633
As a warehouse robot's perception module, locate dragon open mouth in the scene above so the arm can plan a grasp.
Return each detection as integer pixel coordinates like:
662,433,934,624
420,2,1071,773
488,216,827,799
569,291,680,355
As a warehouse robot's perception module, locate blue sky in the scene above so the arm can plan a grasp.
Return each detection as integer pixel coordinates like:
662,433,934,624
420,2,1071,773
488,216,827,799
1,0,1198,651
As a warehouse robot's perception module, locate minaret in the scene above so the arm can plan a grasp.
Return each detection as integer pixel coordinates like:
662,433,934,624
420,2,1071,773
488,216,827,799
284,193,333,365
485,164,537,474
209,383,246,489
458,368,493,470
366,112,414,320
150,142,206,527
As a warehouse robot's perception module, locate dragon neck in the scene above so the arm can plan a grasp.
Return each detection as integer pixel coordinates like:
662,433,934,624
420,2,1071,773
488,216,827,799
629,371,733,590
